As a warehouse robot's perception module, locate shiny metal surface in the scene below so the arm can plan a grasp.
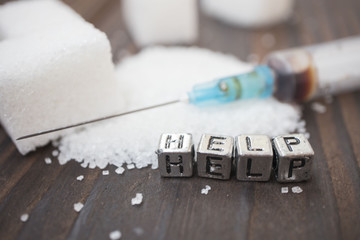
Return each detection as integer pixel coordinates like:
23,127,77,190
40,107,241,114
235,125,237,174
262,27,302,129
156,133,194,177
235,135,273,181
197,134,234,180
273,134,314,182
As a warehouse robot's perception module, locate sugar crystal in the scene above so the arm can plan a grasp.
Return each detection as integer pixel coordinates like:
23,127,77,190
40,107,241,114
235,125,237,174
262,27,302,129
44,157,52,165
76,175,84,181
292,186,303,194
127,164,135,170
20,213,29,222
109,230,122,240
115,167,125,175
201,185,211,195
281,187,289,194
73,202,84,212
52,150,59,157
311,102,327,114
131,193,143,205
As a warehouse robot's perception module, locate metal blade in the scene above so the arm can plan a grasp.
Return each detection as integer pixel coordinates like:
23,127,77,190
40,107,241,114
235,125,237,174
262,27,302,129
17,99,181,140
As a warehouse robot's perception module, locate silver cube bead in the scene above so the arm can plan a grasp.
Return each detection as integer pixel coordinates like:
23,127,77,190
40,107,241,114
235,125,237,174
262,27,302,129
273,134,314,182
235,135,273,181
197,134,234,180
156,133,194,177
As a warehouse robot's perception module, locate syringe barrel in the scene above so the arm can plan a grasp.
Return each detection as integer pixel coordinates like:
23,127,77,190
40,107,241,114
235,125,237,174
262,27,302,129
264,36,360,102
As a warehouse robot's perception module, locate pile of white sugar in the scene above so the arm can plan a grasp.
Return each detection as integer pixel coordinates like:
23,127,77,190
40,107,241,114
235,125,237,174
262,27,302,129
56,47,305,170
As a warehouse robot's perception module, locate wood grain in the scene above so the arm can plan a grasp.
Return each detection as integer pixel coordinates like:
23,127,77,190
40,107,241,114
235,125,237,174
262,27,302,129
0,0,360,239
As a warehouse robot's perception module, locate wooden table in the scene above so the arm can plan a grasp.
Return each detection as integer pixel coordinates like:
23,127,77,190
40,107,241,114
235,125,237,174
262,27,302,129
1,0,360,239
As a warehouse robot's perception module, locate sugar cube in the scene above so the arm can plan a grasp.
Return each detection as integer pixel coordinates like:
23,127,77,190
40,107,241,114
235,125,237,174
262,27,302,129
122,0,198,47
0,0,123,155
201,0,294,28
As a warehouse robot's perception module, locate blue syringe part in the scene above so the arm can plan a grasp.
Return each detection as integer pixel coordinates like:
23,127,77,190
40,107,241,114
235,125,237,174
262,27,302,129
187,65,274,106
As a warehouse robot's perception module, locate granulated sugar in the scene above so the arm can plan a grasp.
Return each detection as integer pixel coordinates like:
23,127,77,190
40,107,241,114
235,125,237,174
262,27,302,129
56,47,304,171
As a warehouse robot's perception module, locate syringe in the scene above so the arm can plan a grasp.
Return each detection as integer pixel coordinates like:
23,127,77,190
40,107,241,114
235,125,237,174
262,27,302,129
189,35,360,105
17,36,360,140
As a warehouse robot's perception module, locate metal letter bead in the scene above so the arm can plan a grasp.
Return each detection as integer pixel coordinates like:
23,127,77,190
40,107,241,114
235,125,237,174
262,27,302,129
197,134,234,180
272,134,314,182
235,135,273,181
156,133,194,177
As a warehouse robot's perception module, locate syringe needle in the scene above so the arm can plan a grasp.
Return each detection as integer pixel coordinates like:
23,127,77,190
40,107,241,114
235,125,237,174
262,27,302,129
16,99,181,141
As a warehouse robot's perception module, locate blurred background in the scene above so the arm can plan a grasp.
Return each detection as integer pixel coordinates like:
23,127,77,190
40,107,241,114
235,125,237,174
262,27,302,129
54,0,360,64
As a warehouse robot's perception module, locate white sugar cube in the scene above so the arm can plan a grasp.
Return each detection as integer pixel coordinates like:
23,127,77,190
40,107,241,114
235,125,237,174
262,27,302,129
122,0,198,47
201,0,294,28
0,0,123,155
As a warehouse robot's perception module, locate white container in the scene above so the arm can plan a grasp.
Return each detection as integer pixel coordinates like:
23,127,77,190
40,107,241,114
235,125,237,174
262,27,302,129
122,0,198,47
201,0,295,28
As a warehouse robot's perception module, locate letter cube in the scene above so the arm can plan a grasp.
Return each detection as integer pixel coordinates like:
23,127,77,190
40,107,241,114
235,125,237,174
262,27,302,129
235,135,273,181
156,133,194,177
273,134,314,182
197,134,234,180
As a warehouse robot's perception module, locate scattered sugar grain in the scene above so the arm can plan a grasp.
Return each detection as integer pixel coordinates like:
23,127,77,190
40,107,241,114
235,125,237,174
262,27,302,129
56,47,305,172
102,170,110,176
133,227,144,236
292,186,303,194
311,102,327,114
127,164,135,170
115,167,125,175
76,175,84,181
131,193,143,205
20,213,29,222
44,157,52,165
74,202,84,212
109,230,122,240
52,150,59,157
201,185,211,195
281,187,289,194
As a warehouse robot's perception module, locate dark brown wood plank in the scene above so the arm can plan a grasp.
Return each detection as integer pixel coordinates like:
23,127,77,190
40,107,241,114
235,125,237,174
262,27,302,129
16,162,101,240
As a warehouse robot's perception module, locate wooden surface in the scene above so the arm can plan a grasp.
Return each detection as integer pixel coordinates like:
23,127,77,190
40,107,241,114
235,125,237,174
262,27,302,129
1,0,360,239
